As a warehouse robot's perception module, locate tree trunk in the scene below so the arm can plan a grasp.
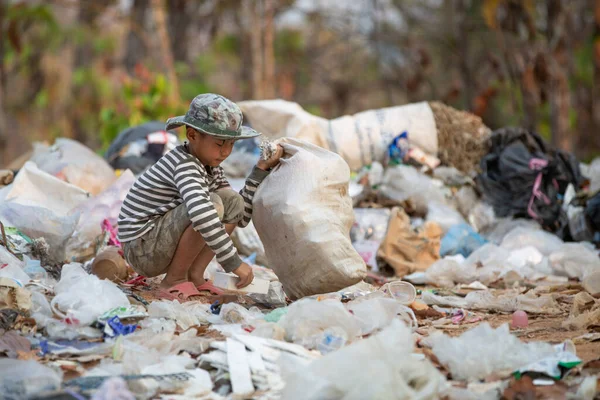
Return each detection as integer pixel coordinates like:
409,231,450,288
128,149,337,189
520,65,539,132
549,63,572,151
455,0,473,110
234,10,253,100
547,0,572,152
263,0,276,99
166,0,190,64
152,0,179,103
0,2,7,166
249,0,264,99
124,0,149,74
72,0,109,145
593,0,600,127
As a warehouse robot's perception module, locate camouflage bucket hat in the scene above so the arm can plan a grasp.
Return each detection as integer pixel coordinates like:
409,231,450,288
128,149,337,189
165,93,260,140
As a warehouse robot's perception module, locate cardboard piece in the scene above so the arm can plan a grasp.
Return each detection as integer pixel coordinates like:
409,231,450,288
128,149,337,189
377,207,442,277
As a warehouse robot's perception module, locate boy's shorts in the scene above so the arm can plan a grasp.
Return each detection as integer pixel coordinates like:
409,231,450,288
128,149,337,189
122,188,244,277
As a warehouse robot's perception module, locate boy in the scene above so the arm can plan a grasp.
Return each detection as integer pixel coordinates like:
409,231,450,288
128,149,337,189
117,93,283,301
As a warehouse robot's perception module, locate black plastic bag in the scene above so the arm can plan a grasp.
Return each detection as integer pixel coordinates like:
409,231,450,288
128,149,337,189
478,127,582,234
104,121,180,175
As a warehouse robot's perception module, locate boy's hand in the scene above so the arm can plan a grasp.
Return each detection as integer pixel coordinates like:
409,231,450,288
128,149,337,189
232,262,254,288
257,144,284,171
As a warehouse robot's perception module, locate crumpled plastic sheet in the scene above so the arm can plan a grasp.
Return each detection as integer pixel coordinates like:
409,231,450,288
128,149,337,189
427,323,555,381
281,320,445,400
421,290,562,315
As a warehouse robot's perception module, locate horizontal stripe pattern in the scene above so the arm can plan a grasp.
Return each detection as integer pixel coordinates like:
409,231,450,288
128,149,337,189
117,145,269,272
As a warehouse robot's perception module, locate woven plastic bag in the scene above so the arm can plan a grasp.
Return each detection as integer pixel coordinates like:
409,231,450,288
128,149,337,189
253,138,366,299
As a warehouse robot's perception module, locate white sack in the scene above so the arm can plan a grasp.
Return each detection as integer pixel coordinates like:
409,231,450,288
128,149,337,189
239,100,438,171
253,138,366,299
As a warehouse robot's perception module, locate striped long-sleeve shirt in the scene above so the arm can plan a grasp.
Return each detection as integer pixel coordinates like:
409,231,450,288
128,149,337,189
117,145,269,272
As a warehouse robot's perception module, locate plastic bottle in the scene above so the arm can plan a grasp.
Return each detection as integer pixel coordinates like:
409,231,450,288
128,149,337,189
24,258,48,281
317,328,348,354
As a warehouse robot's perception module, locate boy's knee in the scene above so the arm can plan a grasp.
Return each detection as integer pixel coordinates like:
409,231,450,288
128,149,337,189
228,192,245,216
217,189,245,224
210,193,225,221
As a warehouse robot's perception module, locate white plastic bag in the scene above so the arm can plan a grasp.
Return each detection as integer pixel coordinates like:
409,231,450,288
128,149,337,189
0,246,30,284
65,170,135,260
253,139,366,299
586,157,600,193
30,138,116,195
465,244,513,284
281,320,444,400
51,263,130,326
0,162,88,262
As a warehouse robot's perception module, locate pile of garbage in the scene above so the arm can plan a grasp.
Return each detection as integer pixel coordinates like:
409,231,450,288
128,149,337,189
0,101,599,399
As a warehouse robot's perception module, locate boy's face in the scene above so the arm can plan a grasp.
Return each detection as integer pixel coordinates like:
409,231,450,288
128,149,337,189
187,127,235,167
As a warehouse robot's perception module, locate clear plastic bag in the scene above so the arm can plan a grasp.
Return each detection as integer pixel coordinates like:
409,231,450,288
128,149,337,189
351,208,391,243
428,323,555,381
345,297,417,335
548,243,600,280
425,258,475,288
147,300,212,330
279,299,361,349
0,359,63,398
433,166,472,187
455,186,479,218
51,263,130,326
30,138,116,195
379,165,448,213
468,202,496,232
426,202,466,233
230,220,268,266
214,303,264,325
281,320,445,400
481,218,541,244
464,289,561,314
500,226,563,256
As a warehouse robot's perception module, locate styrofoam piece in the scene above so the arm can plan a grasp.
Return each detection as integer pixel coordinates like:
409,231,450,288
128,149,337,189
213,272,270,294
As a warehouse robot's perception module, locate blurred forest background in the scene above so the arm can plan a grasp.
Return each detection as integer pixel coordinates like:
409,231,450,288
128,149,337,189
0,0,599,166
